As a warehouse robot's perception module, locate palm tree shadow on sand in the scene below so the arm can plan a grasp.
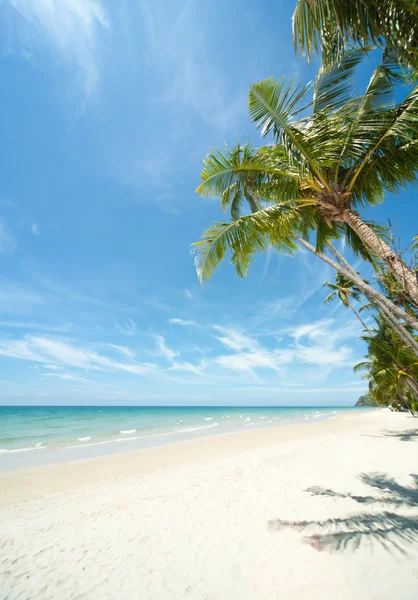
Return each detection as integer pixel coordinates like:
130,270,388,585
269,473,418,554
382,429,418,442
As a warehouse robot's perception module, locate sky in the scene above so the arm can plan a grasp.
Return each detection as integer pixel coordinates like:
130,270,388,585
0,0,416,407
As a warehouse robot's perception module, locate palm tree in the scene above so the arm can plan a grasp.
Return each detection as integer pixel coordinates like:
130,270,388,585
354,321,418,414
195,51,418,305
292,0,418,69
375,267,418,318
323,272,370,331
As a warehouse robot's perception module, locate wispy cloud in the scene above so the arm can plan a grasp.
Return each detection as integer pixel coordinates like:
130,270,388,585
169,317,198,327
115,318,136,336
0,335,156,375
184,289,193,299
3,0,110,97
0,219,16,254
213,326,259,352
113,0,247,193
213,326,294,378
0,320,73,333
30,223,40,236
289,318,361,367
0,279,47,314
43,372,88,382
104,344,136,360
155,335,179,362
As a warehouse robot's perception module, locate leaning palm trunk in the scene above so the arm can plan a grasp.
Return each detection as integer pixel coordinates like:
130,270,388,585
347,301,370,333
341,210,418,307
295,237,418,332
374,300,418,358
327,243,418,355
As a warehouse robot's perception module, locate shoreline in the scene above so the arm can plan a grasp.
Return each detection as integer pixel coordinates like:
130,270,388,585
0,405,353,473
0,407,382,507
2,408,417,599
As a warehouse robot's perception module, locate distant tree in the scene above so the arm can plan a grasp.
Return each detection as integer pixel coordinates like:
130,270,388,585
323,272,370,331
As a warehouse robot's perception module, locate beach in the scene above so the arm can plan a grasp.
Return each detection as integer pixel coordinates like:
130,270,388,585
1,409,417,599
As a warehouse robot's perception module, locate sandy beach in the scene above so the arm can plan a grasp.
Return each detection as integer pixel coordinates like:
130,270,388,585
1,409,417,599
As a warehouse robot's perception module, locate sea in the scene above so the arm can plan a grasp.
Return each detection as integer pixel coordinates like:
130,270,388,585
0,405,359,471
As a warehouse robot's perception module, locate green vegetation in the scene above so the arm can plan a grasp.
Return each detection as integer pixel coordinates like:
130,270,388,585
192,1,418,414
292,0,418,69
355,394,379,407
323,272,369,332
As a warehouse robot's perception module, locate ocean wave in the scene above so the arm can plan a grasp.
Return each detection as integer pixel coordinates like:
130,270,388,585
65,440,112,450
78,437,91,441
175,422,219,434
65,422,221,450
204,417,213,421
0,445,47,454
120,429,136,434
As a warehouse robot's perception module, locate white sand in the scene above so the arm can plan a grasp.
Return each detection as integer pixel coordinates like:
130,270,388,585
1,409,418,600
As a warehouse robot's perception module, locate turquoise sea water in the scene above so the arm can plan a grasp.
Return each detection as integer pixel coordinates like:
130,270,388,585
0,406,358,470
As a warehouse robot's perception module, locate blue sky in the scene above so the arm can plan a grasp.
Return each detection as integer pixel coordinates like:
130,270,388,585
0,0,415,406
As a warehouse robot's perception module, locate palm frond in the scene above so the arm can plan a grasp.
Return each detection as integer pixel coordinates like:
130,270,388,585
323,291,337,304
248,77,330,186
313,47,367,114
192,204,301,282
348,81,418,191
292,0,418,69
196,144,299,198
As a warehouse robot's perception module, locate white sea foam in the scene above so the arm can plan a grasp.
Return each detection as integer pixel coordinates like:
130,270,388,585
64,422,221,450
204,417,213,421
78,437,91,441
65,440,112,450
176,422,219,434
120,429,136,434
0,445,46,454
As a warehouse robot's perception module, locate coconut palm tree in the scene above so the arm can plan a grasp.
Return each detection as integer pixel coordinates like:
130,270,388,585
323,272,370,331
195,50,418,305
354,321,418,414
292,0,418,69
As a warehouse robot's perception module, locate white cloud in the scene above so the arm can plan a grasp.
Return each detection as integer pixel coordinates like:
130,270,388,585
0,280,47,314
215,349,293,374
43,372,88,382
155,335,179,362
0,335,156,375
169,360,206,376
0,320,73,333
104,344,135,359
289,318,361,367
31,223,40,235
212,326,294,376
169,317,198,327
184,289,193,299
291,319,334,342
115,318,136,336
3,0,110,97
297,345,353,366
0,220,16,255
213,326,259,352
